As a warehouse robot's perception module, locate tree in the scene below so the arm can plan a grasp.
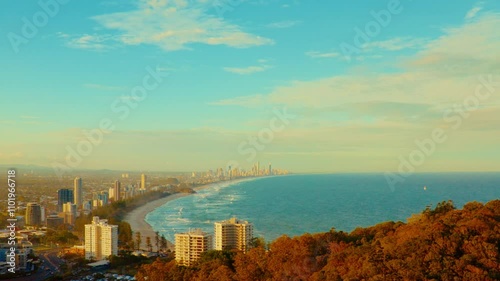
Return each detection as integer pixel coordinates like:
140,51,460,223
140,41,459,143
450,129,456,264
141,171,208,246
160,235,168,253
155,231,160,254
146,236,153,253
134,199,500,281
118,222,133,250
135,231,142,251
249,237,266,249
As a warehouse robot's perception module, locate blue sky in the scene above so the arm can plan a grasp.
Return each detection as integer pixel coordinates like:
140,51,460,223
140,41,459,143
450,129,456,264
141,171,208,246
0,0,499,173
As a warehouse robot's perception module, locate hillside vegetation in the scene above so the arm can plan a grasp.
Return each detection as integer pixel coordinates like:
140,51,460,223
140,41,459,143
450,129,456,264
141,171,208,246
136,200,500,281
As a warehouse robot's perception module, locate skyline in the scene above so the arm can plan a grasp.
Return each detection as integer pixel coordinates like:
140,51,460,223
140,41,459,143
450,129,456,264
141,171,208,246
1,0,499,173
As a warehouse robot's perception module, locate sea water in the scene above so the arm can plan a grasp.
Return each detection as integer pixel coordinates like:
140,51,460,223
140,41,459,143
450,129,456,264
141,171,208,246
146,173,500,243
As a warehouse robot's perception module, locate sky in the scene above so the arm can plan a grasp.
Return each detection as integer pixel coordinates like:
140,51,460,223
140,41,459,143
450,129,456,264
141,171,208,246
0,0,499,174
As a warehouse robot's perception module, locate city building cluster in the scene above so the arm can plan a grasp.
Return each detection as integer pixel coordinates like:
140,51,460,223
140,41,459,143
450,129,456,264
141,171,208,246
191,162,289,184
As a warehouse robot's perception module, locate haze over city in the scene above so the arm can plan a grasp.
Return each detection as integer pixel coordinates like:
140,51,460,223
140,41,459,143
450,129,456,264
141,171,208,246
1,0,499,174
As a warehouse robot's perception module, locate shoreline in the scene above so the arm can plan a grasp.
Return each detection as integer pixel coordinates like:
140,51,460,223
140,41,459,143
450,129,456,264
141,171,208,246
123,177,264,251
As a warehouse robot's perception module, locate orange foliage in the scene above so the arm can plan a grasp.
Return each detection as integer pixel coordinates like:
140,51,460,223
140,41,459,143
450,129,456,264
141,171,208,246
136,200,500,281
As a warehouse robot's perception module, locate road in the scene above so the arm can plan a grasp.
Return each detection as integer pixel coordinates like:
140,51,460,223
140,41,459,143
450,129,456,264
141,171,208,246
14,249,64,281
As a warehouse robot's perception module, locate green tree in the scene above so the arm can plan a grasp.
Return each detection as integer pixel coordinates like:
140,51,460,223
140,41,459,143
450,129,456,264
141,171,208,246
118,221,133,250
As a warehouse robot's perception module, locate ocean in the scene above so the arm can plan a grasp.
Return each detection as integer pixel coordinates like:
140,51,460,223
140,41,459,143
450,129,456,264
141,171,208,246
145,173,500,243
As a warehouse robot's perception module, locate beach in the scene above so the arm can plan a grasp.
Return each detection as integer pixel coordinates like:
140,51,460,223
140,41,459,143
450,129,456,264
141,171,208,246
124,192,190,251
124,178,256,251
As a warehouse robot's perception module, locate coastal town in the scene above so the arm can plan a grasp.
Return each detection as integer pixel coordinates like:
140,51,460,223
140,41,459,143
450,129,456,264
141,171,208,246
0,163,289,280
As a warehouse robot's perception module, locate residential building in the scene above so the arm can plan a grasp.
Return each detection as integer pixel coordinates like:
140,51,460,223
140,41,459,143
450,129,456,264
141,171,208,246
85,217,118,261
175,229,212,266
214,217,253,253
63,202,78,225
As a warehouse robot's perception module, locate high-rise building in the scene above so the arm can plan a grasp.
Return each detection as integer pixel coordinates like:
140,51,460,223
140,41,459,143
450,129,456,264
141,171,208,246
100,191,109,205
46,214,64,228
85,217,118,261
108,187,115,200
41,206,46,223
175,229,212,267
214,217,253,253
63,202,78,225
25,203,42,226
74,177,83,209
57,189,74,212
112,180,121,202
268,163,272,176
92,192,109,209
141,174,147,190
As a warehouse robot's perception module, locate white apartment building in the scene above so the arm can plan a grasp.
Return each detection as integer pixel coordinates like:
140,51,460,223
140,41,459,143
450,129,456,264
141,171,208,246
175,229,212,267
214,217,253,253
85,217,118,261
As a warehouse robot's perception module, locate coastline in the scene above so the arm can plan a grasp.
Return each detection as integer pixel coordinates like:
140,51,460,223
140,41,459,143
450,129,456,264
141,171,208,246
123,177,263,251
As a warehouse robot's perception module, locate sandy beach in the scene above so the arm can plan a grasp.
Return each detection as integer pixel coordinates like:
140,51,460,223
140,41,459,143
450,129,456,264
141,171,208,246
124,192,190,251
124,178,256,251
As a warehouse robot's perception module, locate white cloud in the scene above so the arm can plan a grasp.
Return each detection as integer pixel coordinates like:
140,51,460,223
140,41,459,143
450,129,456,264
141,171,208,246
223,66,267,75
465,5,483,20
266,20,300,29
210,94,267,106
223,59,272,75
213,14,500,112
64,0,273,51
362,37,429,51
306,51,341,59
59,33,118,50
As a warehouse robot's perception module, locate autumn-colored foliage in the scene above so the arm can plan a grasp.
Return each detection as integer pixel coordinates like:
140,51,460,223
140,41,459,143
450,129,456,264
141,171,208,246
136,200,500,281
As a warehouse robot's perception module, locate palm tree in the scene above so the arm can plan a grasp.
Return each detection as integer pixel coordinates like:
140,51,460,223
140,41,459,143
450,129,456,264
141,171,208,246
155,231,160,254
135,231,142,251
146,236,152,252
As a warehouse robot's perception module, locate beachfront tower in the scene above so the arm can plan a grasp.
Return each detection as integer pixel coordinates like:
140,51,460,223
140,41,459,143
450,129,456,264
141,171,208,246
175,229,212,267
214,217,253,253
85,216,118,261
